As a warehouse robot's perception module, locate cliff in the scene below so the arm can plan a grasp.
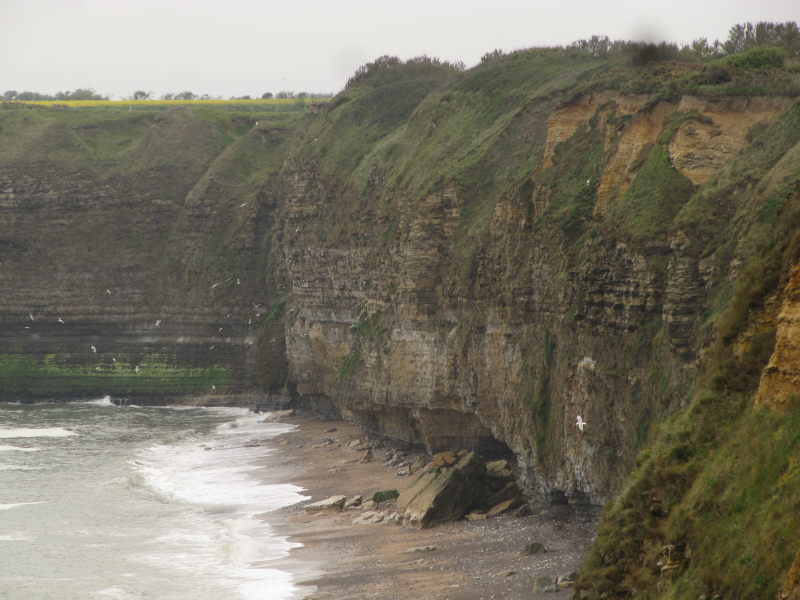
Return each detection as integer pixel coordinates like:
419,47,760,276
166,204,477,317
3,51,800,598
0,105,298,400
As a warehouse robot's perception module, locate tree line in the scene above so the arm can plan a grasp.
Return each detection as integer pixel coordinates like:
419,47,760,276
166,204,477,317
566,21,799,64
2,89,335,102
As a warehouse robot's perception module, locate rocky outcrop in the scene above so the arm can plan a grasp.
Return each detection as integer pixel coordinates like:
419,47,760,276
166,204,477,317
757,264,800,409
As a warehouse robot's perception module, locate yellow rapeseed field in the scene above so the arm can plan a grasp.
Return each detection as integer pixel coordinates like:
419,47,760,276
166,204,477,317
15,98,329,108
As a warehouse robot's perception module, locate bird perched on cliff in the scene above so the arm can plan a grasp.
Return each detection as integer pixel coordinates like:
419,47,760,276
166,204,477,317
576,416,586,432
155,319,161,327
105,289,111,295
91,345,97,353
58,318,64,324
29,312,35,321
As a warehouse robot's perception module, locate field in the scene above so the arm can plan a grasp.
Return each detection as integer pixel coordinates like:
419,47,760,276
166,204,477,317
6,97,330,112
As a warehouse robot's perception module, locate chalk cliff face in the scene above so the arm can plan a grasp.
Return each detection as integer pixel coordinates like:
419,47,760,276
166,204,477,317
276,68,796,505
0,108,297,399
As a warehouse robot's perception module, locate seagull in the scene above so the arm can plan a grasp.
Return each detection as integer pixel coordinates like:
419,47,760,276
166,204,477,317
29,312,35,321
58,318,64,324
247,318,252,325
211,283,219,289
155,319,161,327
576,416,586,432
218,327,223,333
240,202,247,207
91,345,97,353
105,289,111,295
134,366,140,374
211,384,216,390
235,278,241,285
253,303,262,309
112,357,116,363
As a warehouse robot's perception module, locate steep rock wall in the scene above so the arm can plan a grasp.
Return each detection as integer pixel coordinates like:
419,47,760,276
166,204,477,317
276,72,797,505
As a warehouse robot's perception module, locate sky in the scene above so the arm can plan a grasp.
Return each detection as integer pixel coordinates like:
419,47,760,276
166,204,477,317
1,0,797,99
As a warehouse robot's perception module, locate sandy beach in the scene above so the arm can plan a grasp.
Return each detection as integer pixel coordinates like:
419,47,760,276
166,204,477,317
256,414,599,600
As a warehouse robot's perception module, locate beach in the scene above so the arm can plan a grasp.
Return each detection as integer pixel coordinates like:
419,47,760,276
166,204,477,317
260,414,599,600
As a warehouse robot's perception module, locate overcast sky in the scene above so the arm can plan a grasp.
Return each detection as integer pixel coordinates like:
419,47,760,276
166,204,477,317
1,0,797,99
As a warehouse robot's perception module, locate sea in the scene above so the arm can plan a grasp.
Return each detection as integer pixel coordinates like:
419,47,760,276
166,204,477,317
0,397,310,600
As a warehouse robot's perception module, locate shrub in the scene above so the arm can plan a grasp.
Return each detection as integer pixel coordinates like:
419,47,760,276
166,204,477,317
726,46,785,69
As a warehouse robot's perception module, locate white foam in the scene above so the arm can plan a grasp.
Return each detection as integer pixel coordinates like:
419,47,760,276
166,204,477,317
94,585,143,599
0,502,46,511
132,411,307,599
0,445,40,452
74,395,116,407
0,427,77,439
0,534,32,542
0,463,40,471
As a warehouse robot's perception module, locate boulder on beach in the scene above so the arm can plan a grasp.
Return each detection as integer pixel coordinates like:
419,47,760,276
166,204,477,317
305,495,347,512
398,451,488,528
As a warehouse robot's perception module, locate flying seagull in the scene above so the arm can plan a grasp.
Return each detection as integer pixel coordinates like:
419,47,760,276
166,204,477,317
576,416,586,432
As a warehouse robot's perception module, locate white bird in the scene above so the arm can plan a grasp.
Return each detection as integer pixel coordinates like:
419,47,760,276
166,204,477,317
211,283,219,289
253,303,262,309
240,202,247,207
58,318,64,324
576,416,586,432
218,327,223,333
29,312,35,321
155,319,161,327
112,357,116,363
235,278,241,285
247,318,252,325
211,384,216,390
105,289,111,295
91,345,97,353
134,366,140,374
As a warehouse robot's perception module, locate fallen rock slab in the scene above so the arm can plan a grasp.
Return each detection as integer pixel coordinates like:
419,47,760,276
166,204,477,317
305,495,347,512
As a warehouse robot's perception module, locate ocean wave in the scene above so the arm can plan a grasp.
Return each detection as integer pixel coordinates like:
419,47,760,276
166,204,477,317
0,427,77,439
72,395,116,407
0,463,41,471
0,445,41,452
0,502,46,511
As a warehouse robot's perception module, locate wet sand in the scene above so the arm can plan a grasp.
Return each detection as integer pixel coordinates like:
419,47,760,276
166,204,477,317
257,414,598,600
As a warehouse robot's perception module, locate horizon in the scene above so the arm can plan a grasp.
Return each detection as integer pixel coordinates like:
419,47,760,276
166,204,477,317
2,0,798,100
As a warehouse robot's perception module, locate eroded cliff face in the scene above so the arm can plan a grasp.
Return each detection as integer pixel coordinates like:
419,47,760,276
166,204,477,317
276,75,798,505
0,108,297,400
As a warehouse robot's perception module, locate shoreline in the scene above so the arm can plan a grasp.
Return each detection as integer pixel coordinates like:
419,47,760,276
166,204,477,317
257,414,599,600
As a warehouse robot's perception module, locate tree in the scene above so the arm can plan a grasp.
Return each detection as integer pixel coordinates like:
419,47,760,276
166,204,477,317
261,92,273,99
174,91,195,100
132,90,150,100
3,90,18,101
